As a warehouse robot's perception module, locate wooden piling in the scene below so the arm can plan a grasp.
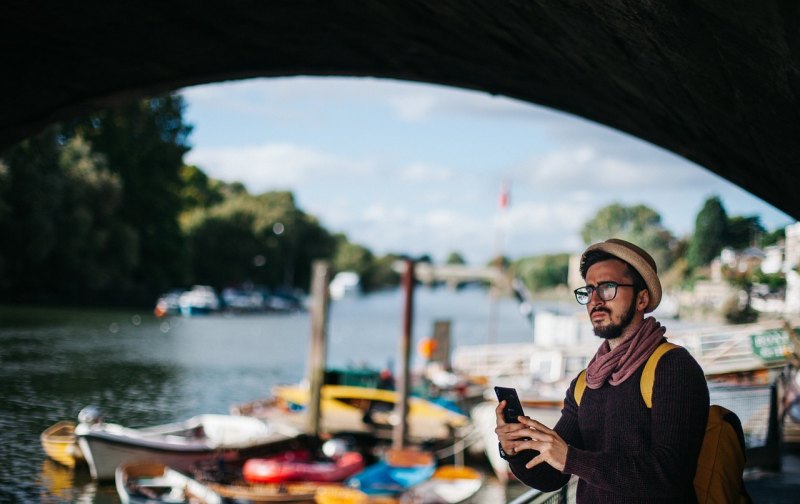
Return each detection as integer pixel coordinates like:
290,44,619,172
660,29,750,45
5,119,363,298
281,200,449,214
308,260,331,437
393,258,415,449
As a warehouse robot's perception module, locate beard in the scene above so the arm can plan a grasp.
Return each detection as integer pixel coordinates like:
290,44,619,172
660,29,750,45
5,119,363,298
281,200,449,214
592,297,637,340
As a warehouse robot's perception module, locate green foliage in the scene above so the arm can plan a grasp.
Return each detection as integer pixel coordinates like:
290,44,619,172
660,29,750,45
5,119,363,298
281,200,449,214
332,234,400,291
182,191,337,291
581,202,676,271
179,164,224,210
0,129,137,303
66,94,193,302
726,215,765,250
752,270,786,291
511,253,570,291
446,251,466,265
760,227,785,248
687,196,727,269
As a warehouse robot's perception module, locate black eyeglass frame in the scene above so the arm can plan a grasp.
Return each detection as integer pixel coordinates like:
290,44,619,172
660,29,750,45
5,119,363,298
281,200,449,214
574,281,635,305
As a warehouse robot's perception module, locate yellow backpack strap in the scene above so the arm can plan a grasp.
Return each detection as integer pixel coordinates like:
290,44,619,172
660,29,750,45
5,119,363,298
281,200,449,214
574,369,587,406
640,342,680,408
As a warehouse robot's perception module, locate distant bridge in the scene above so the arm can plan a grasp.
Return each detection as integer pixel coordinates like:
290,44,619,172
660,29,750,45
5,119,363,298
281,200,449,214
394,262,511,290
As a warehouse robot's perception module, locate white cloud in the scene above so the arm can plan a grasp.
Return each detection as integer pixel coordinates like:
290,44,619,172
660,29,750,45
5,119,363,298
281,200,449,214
388,93,438,121
185,143,375,192
397,162,452,182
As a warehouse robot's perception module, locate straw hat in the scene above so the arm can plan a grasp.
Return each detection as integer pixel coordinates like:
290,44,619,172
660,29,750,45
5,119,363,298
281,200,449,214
581,238,662,313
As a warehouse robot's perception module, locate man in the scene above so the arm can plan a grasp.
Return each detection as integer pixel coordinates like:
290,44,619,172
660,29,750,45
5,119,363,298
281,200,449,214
495,238,709,503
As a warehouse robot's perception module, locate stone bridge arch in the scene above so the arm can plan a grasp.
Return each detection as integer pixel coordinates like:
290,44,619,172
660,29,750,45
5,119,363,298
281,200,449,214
2,1,799,218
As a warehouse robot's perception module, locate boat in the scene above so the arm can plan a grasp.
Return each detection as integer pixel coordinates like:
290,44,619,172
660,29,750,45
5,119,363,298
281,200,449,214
399,465,483,504
178,285,220,315
206,481,343,503
329,271,361,300
154,289,183,317
314,486,372,504
232,384,470,444
346,449,436,497
221,287,266,312
40,420,85,468
243,449,365,483
75,406,304,481
115,461,223,504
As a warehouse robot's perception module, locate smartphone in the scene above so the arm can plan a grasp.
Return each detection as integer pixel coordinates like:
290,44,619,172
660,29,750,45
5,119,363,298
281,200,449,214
494,386,525,423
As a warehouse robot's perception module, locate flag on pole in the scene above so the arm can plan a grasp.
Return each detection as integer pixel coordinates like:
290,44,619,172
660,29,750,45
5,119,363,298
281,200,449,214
499,180,510,210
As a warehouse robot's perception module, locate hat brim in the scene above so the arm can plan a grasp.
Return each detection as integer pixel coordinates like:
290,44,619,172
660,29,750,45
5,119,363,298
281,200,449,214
583,241,662,313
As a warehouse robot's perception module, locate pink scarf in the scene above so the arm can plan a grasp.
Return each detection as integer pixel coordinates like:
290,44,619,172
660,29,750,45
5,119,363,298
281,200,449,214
584,317,666,389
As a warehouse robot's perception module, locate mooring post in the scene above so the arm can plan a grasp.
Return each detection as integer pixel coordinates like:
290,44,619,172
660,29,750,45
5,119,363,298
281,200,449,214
308,260,331,437
393,258,415,450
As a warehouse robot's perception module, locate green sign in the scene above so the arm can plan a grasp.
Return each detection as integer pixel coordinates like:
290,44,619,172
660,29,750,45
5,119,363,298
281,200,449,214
750,328,791,362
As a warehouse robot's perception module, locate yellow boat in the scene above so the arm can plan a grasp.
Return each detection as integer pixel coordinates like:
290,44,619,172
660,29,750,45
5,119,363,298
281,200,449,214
235,385,470,443
40,421,84,468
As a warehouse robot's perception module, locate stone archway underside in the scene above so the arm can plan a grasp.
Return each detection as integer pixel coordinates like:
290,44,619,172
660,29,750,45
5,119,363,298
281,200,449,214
3,1,799,219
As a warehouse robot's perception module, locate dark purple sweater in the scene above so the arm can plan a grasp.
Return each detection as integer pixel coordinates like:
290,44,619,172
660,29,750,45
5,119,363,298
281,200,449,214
507,343,709,503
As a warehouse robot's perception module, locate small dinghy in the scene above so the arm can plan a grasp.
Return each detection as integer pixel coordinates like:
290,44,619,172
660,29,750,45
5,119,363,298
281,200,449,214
115,462,222,504
40,420,85,468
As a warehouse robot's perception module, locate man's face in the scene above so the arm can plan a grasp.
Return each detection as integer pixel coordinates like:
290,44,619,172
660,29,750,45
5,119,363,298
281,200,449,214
584,258,641,339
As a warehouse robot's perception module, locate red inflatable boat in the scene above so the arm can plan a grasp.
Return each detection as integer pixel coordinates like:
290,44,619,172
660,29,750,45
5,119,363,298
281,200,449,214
243,450,365,484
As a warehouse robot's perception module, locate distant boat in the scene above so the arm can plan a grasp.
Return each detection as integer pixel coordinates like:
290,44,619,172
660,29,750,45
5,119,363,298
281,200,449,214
178,285,220,315
40,421,84,468
75,407,303,481
221,287,265,312
330,271,361,300
115,462,222,504
153,290,183,317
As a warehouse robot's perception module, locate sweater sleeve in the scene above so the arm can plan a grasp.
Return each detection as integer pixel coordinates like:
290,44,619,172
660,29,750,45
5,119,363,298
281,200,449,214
562,348,709,499
507,376,582,492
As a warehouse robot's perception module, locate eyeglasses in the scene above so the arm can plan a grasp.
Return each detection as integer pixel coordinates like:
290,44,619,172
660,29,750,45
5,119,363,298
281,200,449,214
574,282,634,305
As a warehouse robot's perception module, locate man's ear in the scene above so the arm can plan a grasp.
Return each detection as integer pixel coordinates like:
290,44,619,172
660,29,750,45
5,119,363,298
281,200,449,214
637,289,649,311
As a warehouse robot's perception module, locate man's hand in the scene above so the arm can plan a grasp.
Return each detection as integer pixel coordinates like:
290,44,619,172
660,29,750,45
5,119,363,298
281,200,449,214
494,400,536,457
517,416,568,472
494,401,568,472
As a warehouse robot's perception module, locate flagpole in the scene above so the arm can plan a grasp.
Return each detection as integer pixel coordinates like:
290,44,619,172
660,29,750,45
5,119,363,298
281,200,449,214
488,180,510,347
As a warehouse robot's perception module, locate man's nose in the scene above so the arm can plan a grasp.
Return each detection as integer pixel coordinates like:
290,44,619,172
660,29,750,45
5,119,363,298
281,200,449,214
588,288,604,305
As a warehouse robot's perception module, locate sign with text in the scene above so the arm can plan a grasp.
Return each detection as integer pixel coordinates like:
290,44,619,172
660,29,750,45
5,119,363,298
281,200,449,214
750,328,792,362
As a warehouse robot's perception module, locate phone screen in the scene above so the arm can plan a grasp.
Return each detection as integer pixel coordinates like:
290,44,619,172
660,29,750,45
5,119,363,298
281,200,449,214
494,386,525,423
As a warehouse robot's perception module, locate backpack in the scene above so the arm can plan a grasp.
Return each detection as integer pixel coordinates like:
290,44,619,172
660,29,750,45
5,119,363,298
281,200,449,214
574,342,752,504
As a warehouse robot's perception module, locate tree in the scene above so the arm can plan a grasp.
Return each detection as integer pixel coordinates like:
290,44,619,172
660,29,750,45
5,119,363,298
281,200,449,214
0,129,138,304
726,215,764,250
687,196,728,269
179,164,224,211
446,251,467,265
760,227,785,248
581,203,676,271
69,94,193,302
182,190,337,292
512,253,570,291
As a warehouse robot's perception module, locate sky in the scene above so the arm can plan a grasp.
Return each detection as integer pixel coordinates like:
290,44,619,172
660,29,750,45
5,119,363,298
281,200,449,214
180,77,794,265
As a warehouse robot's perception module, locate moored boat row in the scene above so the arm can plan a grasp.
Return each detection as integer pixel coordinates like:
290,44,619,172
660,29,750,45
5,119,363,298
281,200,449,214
41,400,484,503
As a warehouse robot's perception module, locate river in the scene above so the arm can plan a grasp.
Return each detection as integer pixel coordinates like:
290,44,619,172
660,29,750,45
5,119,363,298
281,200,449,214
0,286,567,502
